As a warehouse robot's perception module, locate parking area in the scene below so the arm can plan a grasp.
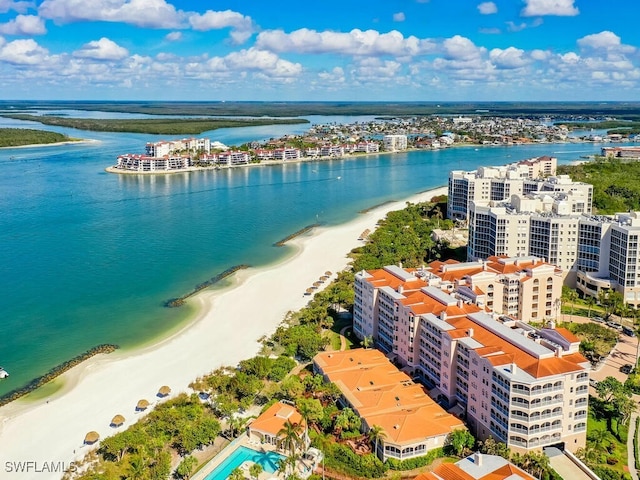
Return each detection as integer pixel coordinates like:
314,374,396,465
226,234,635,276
560,314,639,384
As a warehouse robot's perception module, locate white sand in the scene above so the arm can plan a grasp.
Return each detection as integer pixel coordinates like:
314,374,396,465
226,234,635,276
0,186,446,480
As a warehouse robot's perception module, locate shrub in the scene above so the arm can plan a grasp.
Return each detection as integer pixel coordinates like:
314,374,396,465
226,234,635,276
385,448,444,471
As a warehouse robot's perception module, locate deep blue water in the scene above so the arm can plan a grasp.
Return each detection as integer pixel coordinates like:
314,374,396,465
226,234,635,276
0,113,622,396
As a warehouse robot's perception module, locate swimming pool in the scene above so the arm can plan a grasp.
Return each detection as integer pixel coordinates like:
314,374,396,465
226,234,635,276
204,445,286,480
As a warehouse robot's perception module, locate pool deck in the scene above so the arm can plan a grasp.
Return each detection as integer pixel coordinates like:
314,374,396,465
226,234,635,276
193,435,318,480
193,436,282,480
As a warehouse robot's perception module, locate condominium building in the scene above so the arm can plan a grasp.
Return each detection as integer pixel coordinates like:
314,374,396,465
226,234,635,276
273,147,302,160
576,212,640,307
313,349,466,462
467,190,590,282
217,151,251,166
353,267,589,453
447,156,596,221
115,154,192,172
145,137,211,157
383,134,408,151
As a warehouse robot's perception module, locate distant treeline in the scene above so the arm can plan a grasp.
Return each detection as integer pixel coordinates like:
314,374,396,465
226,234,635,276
0,114,308,135
0,127,73,147
558,157,640,214
4,100,640,118
556,120,640,135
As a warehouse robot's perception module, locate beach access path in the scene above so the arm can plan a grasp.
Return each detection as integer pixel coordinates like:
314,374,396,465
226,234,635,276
0,186,447,480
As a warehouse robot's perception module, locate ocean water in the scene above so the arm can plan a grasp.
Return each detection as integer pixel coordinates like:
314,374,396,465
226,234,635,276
0,113,621,397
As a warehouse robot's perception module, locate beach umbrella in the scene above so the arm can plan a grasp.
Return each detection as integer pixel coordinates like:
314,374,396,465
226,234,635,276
84,431,100,445
325,271,332,276
110,414,125,427
321,275,329,281
136,399,150,411
313,281,322,287
304,288,314,295
157,385,171,397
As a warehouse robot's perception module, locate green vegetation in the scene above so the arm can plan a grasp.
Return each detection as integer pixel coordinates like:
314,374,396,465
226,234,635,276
1,114,308,135
561,321,618,363
6,100,640,118
576,378,637,480
351,200,451,271
558,157,640,214
0,127,76,147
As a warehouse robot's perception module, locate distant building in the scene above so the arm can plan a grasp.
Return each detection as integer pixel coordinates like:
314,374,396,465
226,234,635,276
602,146,640,158
217,151,250,166
313,349,466,462
247,401,307,449
115,154,192,172
383,134,408,151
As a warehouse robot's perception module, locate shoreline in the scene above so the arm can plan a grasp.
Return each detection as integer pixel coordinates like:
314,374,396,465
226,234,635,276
0,184,446,480
1,139,99,150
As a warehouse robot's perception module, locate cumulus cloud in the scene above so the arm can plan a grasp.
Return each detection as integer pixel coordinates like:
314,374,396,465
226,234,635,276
39,0,185,28
477,2,497,14
0,38,48,64
165,31,181,42
0,15,46,35
256,28,435,58
393,12,405,22
352,57,401,80
73,37,129,60
318,66,345,84
490,47,529,69
188,9,253,44
521,0,579,17
442,35,485,61
196,48,302,79
578,31,635,53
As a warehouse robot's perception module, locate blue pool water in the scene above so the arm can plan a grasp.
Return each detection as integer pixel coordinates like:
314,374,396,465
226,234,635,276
204,446,286,480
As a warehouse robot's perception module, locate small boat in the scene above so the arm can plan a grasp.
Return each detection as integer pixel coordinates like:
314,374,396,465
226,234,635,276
0,367,9,379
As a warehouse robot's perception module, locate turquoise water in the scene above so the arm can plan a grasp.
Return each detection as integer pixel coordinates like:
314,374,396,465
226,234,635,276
0,112,625,397
204,446,285,480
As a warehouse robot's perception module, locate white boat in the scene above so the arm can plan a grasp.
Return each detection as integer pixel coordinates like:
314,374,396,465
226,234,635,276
0,367,8,379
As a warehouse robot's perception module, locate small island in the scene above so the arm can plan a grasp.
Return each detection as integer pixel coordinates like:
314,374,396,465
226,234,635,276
0,128,80,148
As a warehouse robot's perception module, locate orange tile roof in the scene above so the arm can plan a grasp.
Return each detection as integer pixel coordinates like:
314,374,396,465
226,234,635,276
446,316,587,378
315,349,464,446
418,454,536,480
364,269,427,293
249,402,303,437
554,327,580,343
481,463,535,480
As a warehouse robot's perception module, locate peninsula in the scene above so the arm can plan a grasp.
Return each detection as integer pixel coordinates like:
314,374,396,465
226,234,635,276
0,128,80,148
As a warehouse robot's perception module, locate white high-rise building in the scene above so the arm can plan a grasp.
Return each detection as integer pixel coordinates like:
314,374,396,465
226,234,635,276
383,134,408,151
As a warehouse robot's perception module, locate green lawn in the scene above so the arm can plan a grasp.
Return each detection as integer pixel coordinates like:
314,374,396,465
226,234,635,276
586,410,629,477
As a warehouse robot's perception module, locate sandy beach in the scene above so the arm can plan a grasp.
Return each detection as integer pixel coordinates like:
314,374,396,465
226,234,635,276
0,185,446,480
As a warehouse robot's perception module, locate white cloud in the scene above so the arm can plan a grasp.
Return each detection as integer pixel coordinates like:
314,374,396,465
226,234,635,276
0,38,48,64
196,48,302,79
188,9,253,44
73,37,129,60
352,57,401,81
0,14,46,35
165,31,181,42
39,0,184,28
506,21,527,32
521,0,579,17
255,28,435,58
477,2,497,14
530,49,550,61
490,47,529,68
0,0,32,14
393,12,405,22
577,31,635,53
442,35,485,61
318,66,345,84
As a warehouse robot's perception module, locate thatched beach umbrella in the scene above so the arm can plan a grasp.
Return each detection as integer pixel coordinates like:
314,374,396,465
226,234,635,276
313,281,322,287
136,399,150,411
304,288,314,295
84,431,100,445
110,415,125,427
158,385,171,397
325,271,332,276
320,275,330,281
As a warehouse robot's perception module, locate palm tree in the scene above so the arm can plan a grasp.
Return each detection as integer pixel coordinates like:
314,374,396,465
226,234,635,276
367,425,386,457
277,420,303,475
297,402,313,447
586,295,595,318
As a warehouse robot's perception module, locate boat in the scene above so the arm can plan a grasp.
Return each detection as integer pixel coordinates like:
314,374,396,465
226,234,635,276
0,367,9,379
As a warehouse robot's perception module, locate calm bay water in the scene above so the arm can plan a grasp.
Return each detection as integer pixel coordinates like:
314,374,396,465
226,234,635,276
0,113,621,396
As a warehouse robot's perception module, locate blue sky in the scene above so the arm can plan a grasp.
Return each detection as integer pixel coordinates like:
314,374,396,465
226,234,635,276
0,0,638,101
